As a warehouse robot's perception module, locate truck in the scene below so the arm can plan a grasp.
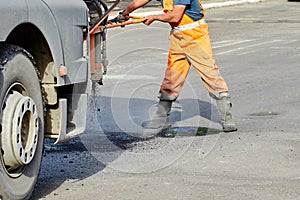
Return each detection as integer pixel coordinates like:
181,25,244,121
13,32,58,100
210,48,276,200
0,0,119,199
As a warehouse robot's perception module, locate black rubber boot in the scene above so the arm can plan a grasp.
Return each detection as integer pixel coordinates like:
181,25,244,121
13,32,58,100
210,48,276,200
214,93,238,132
142,100,172,129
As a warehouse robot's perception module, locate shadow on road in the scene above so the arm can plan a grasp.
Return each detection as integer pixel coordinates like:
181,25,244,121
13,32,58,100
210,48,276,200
31,94,222,199
30,138,106,199
95,95,221,135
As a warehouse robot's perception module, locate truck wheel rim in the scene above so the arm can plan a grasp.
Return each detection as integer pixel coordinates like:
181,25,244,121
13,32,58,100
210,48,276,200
2,87,39,173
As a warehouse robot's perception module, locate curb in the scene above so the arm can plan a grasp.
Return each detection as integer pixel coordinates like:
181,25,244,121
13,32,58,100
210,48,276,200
204,0,262,9
109,0,262,18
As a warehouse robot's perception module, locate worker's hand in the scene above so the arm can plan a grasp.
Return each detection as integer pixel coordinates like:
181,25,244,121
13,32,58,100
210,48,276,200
143,16,155,25
109,10,129,24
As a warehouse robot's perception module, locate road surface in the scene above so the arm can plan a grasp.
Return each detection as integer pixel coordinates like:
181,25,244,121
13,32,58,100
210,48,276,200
31,0,300,199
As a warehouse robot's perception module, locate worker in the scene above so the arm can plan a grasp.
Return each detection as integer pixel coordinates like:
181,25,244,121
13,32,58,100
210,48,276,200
114,0,238,133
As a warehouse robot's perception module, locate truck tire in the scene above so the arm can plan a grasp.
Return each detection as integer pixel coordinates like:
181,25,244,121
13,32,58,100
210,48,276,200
0,44,44,200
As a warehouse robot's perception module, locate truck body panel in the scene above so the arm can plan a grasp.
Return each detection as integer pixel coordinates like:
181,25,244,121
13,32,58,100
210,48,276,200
40,0,89,85
0,0,27,41
1,0,90,86
0,0,110,198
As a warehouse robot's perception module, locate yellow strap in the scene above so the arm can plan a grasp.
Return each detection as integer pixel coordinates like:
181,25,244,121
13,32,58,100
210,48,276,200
163,0,174,12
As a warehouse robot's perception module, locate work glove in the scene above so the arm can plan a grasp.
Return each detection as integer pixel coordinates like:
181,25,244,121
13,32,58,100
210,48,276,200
110,10,129,24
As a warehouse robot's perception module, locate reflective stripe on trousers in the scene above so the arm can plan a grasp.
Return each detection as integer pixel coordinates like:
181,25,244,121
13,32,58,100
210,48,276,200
173,19,207,32
160,22,229,99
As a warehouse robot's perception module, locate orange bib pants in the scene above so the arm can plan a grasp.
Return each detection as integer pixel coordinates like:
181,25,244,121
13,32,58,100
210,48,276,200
159,13,229,100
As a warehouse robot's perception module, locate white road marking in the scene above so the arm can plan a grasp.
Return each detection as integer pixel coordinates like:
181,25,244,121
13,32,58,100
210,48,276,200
213,40,253,49
215,39,283,55
270,47,300,50
212,40,234,45
282,39,299,44
237,49,258,55
105,74,158,80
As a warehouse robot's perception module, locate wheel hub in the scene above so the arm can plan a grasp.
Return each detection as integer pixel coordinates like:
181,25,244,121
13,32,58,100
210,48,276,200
2,91,39,171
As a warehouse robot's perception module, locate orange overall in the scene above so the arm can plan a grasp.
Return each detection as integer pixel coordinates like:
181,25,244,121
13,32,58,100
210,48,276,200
159,0,229,100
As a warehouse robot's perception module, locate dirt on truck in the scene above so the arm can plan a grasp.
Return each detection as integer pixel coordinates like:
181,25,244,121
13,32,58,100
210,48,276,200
0,0,123,199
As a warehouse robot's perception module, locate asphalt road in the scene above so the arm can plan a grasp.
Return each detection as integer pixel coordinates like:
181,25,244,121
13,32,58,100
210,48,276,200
31,0,300,199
